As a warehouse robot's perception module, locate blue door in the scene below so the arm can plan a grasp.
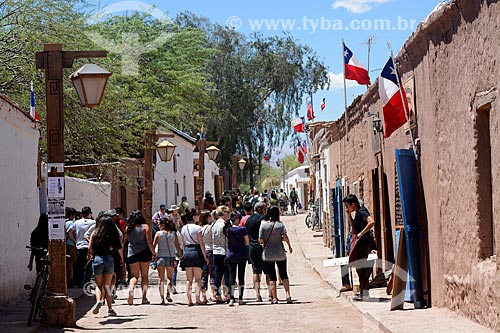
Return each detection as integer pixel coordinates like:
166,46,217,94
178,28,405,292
333,179,345,257
395,149,425,308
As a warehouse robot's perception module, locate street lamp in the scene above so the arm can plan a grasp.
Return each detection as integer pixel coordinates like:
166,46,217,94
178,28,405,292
157,140,177,162
238,158,247,170
206,145,220,161
69,64,111,108
35,43,109,326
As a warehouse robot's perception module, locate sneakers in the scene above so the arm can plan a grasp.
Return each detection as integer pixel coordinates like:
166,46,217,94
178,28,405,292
166,294,173,302
92,301,103,314
228,299,235,307
238,299,246,305
108,309,117,317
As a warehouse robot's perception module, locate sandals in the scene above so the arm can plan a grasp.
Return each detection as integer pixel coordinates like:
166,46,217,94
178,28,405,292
286,297,293,304
271,299,279,304
197,300,208,305
255,295,263,302
141,299,150,305
127,291,134,305
187,302,195,307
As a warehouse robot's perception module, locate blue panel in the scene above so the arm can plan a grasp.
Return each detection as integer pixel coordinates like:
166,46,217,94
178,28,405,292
334,179,345,257
395,149,422,305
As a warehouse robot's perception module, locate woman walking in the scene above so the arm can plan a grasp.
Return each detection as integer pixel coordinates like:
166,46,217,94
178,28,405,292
225,211,249,306
125,210,156,305
211,206,231,303
153,218,182,304
88,216,123,316
200,209,216,303
343,194,376,301
180,209,208,306
259,206,293,304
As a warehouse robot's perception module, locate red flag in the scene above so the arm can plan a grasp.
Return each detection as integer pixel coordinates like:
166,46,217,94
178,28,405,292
320,98,326,111
344,43,371,85
378,57,408,138
306,96,315,121
291,117,305,133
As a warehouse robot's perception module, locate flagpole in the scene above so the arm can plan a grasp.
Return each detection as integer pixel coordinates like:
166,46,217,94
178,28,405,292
342,39,348,142
388,43,418,161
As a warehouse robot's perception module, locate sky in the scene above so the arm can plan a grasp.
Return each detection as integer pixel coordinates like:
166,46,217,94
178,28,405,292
87,0,445,154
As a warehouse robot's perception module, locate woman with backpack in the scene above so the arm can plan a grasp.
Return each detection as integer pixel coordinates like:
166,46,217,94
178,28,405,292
259,206,293,304
153,218,182,304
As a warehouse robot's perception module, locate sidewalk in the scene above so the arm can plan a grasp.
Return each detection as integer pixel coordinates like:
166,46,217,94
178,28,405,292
0,287,84,332
288,212,493,333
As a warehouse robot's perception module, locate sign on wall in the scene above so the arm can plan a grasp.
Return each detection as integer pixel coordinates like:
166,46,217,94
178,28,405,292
403,75,417,131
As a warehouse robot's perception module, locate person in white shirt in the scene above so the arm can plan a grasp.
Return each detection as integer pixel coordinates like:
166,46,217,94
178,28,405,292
152,204,169,228
68,206,96,287
211,206,231,303
180,209,208,306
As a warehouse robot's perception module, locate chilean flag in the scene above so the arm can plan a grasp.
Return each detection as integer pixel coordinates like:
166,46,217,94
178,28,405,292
320,98,326,111
306,95,315,121
378,57,408,138
291,117,305,133
30,81,41,122
344,43,371,85
297,139,308,164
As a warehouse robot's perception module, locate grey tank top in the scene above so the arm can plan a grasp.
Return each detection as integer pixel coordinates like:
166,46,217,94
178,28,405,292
157,231,176,257
127,225,148,256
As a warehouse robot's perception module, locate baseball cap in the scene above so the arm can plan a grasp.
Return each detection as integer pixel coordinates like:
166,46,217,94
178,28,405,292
106,209,118,216
160,204,166,209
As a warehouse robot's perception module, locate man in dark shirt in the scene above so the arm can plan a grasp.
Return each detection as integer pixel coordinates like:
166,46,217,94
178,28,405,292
245,201,269,302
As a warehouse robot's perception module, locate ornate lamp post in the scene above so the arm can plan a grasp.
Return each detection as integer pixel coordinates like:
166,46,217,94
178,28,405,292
143,131,176,227
231,154,247,190
35,43,110,326
196,140,219,208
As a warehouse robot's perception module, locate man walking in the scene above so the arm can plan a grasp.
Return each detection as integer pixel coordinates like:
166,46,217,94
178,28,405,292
289,188,299,215
245,202,270,301
68,206,96,287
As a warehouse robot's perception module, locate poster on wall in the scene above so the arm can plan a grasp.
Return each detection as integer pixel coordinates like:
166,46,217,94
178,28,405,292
403,75,417,131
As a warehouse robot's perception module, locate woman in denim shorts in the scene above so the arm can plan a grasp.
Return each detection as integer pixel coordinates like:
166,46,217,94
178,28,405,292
153,218,183,304
88,216,123,316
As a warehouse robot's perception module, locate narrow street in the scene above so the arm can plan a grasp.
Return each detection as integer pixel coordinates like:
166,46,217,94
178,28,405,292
41,214,377,332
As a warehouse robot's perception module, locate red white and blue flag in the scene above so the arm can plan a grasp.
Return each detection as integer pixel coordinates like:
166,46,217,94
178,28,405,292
320,98,326,111
306,95,315,121
30,81,40,122
343,43,371,85
291,117,305,133
297,139,308,164
378,57,408,138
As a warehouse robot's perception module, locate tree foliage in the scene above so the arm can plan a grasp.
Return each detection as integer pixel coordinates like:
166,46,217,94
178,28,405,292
0,3,329,178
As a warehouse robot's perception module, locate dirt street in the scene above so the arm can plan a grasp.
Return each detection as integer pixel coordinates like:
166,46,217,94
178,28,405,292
41,214,377,332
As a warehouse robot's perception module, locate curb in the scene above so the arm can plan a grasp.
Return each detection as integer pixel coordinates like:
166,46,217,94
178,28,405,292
296,226,392,333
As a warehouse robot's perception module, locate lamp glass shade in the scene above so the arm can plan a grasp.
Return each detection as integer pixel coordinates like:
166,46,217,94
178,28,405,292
206,145,220,161
70,64,111,108
238,158,247,170
157,140,176,162
276,160,281,167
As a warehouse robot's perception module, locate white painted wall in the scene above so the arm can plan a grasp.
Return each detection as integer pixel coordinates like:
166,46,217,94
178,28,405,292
153,129,196,211
284,166,310,205
0,96,40,305
65,176,111,214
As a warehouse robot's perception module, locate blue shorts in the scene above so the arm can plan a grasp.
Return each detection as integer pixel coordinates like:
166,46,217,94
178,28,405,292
157,256,175,267
93,255,114,275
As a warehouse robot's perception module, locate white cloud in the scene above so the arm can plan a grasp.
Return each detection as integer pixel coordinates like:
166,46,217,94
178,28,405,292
326,72,357,91
331,0,392,14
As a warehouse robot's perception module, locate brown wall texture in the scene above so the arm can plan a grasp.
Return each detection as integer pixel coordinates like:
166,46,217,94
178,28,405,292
317,0,500,329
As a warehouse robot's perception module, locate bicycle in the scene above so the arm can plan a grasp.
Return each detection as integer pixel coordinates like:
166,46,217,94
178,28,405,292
25,246,50,326
305,205,320,230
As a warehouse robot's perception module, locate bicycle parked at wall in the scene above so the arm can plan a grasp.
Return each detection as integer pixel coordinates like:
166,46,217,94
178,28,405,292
25,246,50,326
305,205,320,231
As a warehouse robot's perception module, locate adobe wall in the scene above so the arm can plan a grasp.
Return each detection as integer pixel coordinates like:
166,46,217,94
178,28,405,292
0,95,40,305
324,0,500,329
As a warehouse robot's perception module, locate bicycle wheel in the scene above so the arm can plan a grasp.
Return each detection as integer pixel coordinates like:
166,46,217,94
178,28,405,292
27,274,42,326
305,215,311,228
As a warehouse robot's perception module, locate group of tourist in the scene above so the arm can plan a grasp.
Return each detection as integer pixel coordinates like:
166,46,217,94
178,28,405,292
29,185,376,318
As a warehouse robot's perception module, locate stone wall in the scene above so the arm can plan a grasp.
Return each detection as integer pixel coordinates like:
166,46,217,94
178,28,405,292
319,0,500,329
